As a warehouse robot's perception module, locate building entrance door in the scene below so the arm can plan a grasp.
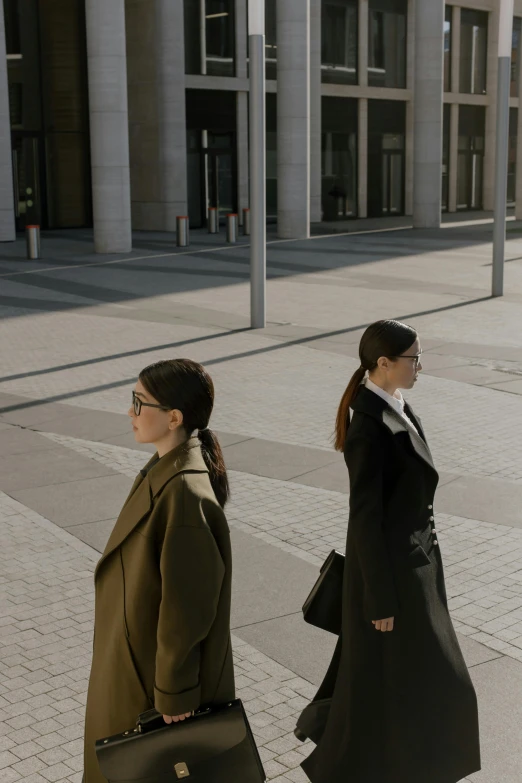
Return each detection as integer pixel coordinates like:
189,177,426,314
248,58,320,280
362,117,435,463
187,130,237,228
11,132,45,230
381,138,404,215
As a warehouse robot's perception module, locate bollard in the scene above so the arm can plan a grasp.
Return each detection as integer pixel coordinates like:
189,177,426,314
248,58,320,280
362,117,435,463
208,207,218,233
226,214,238,244
242,208,250,236
176,216,189,247
26,225,41,259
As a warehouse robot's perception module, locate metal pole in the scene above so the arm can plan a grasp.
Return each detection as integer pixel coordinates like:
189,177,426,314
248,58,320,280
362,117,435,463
208,207,218,233
249,34,266,328
492,0,514,297
26,225,41,259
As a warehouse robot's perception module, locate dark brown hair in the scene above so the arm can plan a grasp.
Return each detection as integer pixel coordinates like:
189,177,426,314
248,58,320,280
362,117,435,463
139,358,230,508
334,319,418,451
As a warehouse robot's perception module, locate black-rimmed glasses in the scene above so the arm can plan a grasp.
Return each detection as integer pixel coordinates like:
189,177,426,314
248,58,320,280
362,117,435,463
394,352,423,369
132,391,171,416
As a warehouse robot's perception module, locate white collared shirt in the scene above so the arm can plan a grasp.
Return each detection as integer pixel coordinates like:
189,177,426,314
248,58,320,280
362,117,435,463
364,377,419,435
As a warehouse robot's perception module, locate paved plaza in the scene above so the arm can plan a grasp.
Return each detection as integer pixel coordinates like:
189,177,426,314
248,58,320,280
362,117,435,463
0,217,522,781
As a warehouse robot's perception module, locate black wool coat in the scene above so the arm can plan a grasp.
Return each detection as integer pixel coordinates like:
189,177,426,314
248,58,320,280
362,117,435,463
296,384,481,783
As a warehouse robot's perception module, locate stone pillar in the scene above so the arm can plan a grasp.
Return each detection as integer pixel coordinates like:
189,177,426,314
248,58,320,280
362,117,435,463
0,0,15,242
358,98,368,218
155,0,188,230
310,0,322,222
235,0,247,78
277,0,310,238
484,2,500,211
412,0,444,228
86,0,132,252
237,92,249,223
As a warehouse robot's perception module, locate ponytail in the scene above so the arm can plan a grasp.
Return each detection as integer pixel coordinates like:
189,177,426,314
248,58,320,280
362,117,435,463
334,366,366,452
197,428,230,508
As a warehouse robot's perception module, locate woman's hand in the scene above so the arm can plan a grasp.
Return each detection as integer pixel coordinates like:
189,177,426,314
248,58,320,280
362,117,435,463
163,711,193,724
372,617,394,632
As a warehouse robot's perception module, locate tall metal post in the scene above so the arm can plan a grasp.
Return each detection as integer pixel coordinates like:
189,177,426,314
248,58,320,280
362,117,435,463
248,0,266,328
492,0,514,297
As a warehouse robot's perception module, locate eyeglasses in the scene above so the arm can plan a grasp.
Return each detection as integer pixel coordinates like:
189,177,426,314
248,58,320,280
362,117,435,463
393,352,423,369
132,391,171,416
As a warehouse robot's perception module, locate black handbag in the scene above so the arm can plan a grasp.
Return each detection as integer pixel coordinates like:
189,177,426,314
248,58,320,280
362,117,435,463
95,699,266,782
302,549,344,635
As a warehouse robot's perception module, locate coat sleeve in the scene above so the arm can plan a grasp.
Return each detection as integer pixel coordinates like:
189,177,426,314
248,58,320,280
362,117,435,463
345,434,399,623
153,489,225,716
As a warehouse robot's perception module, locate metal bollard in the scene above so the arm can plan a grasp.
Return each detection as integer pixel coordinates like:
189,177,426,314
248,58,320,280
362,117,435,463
242,208,250,236
176,216,189,247
226,214,238,244
208,208,218,233
26,225,41,259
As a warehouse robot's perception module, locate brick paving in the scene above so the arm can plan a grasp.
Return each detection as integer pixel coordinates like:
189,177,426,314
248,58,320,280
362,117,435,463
0,492,314,782
35,433,522,664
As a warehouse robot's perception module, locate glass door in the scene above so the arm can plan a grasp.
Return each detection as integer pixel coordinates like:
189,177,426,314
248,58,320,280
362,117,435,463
11,132,45,230
203,131,236,226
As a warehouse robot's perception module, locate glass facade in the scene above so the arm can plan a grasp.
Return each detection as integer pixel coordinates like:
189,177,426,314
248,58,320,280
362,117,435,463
444,5,452,92
184,0,235,77
442,104,450,211
508,109,518,204
321,97,358,220
457,105,485,210
459,9,488,95
512,17,521,98
368,0,407,89
321,1,358,85
5,0,91,229
265,0,277,79
368,100,406,217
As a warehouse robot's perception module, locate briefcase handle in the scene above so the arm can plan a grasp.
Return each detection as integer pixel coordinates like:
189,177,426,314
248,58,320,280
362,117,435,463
136,706,212,733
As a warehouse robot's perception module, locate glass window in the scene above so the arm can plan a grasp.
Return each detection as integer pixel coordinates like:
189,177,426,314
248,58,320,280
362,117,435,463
444,6,452,92
459,9,488,94
442,104,450,210
512,18,521,98
457,105,485,209
265,0,277,79
368,0,407,88
321,1,358,85
184,0,235,76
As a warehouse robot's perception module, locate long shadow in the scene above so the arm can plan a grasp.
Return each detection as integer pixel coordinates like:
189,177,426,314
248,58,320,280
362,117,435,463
0,294,493,415
0,328,251,384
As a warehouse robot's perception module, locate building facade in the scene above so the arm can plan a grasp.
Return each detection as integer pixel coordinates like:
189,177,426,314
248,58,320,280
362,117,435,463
0,0,521,249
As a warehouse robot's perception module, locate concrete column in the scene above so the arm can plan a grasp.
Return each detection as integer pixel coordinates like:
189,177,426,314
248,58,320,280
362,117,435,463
0,0,15,241
358,98,368,218
484,3,500,211
155,0,188,230
237,91,249,224
310,0,322,222
448,102,459,212
412,0,444,228
277,0,310,238
86,0,131,253
358,0,369,88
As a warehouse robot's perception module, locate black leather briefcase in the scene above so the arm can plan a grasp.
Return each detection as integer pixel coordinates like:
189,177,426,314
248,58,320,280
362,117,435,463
95,699,266,782
302,549,344,635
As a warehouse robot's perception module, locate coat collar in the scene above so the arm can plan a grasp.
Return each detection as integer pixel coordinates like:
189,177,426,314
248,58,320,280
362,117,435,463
351,385,437,475
95,437,208,579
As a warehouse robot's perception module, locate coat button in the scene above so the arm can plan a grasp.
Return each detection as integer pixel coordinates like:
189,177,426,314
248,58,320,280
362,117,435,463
429,516,434,522
431,529,438,535
433,540,439,546
428,504,433,510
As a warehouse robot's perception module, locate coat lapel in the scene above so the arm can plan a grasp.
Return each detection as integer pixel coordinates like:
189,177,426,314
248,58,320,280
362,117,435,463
351,385,437,475
94,438,208,580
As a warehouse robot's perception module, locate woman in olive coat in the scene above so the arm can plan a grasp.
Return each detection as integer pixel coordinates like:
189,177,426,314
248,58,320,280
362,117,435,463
83,359,235,783
295,320,481,783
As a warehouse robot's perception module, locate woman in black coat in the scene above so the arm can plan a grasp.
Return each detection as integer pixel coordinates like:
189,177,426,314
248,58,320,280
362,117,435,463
295,319,481,783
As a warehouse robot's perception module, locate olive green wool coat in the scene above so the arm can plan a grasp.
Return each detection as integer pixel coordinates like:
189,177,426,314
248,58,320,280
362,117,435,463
83,438,235,783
